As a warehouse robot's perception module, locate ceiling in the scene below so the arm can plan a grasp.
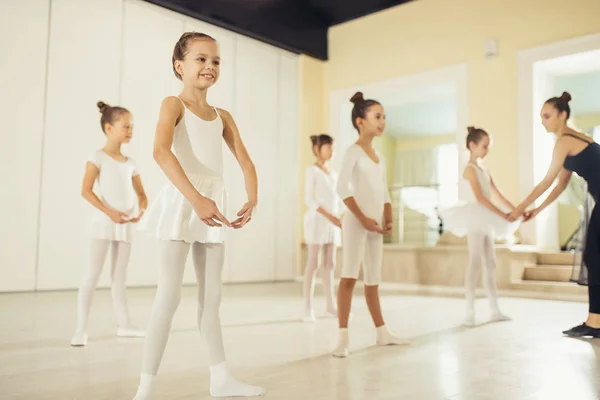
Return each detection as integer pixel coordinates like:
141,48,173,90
142,0,413,60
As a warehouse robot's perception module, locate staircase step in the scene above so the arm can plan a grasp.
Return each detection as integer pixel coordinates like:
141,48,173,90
537,252,575,266
523,265,572,282
509,279,586,295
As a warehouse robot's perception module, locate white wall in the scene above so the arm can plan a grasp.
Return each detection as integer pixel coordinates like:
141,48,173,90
0,0,299,291
0,0,50,292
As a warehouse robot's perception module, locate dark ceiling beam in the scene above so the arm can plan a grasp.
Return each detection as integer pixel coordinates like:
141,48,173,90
141,0,413,60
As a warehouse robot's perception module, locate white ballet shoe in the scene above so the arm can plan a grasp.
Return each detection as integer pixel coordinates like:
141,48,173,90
332,344,349,358
70,332,88,346
302,312,317,323
490,312,511,323
117,326,146,338
209,377,265,397
209,362,264,397
462,315,475,327
332,328,349,358
375,325,410,346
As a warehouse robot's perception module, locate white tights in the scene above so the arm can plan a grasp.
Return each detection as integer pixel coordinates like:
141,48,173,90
75,239,133,333
135,240,263,399
465,231,502,318
303,244,337,319
142,241,225,374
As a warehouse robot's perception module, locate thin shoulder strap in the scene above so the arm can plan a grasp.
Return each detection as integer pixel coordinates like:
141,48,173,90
562,132,593,144
175,96,185,107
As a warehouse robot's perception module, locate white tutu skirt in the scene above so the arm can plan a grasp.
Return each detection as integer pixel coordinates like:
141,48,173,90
138,175,227,244
303,211,341,246
438,201,520,238
90,209,134,243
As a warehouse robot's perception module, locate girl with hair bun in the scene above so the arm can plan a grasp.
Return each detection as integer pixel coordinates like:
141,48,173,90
302,133,342,322
333,92,408,358
134,32,263,399
509,92,600,338
71,101,147,347
439,126,516,327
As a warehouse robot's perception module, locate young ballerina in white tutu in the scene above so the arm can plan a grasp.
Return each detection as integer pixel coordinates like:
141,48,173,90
440,126,518,326
332,92,408,358
72,101,147,346
133,32,263,399
303,134,342,322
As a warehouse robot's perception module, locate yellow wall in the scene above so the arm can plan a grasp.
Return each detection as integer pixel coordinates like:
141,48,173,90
326,0,600,204
574,113,600,130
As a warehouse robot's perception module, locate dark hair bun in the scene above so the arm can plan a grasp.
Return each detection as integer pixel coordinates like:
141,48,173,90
560,91,572,103
350,92,364,104
310,135,318,145
467,126,475,134
97,101,110,114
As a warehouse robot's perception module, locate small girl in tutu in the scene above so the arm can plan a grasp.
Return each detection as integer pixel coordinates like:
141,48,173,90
440,126,518,326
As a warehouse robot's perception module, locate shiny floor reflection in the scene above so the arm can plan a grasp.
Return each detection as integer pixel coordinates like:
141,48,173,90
0,282,598,399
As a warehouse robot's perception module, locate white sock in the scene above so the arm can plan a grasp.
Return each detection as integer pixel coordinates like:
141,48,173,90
70,332,88,346
209,362,264,397
117,325,145,337
332,328,349,358
302,312,317,323
490,310,510,322
463,307,475,327
376,325,409,346
133,373,155,400
463,314,475,327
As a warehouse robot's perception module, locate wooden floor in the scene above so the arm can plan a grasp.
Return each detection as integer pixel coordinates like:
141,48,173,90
1,282,599,399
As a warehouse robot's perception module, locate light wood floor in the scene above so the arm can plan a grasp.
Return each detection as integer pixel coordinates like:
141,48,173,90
0,282,599,399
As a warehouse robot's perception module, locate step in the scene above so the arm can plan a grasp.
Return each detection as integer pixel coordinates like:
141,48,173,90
509,279,587,295
523,265,572,282
537,252,576,266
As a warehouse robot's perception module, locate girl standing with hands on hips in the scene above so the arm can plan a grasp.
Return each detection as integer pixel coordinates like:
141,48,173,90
333,92,408,358
439,127,516,327
71,102,147,346
303,134,342,322
134,32,263,398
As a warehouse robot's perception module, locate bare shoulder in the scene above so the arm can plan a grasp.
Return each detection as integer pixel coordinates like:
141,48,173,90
463,163,476,179
216,107,233,121
162,95,183,108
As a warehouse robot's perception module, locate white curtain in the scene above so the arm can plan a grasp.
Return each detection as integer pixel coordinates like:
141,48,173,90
393,148,438,187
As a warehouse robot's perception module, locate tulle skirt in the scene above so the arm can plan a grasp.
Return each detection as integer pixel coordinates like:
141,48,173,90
438,201,520,239
138,174,227,244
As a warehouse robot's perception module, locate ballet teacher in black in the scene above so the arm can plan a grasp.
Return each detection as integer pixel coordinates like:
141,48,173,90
508,91,600,338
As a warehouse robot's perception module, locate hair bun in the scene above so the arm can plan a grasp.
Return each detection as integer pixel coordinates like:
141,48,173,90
560,91,572,103
350,92,364,104
97,101,110,114
310,135,318,145
467,126,475,134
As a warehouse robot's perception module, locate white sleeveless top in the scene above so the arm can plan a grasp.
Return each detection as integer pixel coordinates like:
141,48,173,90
172,100,223,178
138,97,228,243
464,162,491,202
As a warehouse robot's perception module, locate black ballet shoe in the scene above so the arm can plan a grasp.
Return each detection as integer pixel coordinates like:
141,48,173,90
562,323,586,335
563,323,600,338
